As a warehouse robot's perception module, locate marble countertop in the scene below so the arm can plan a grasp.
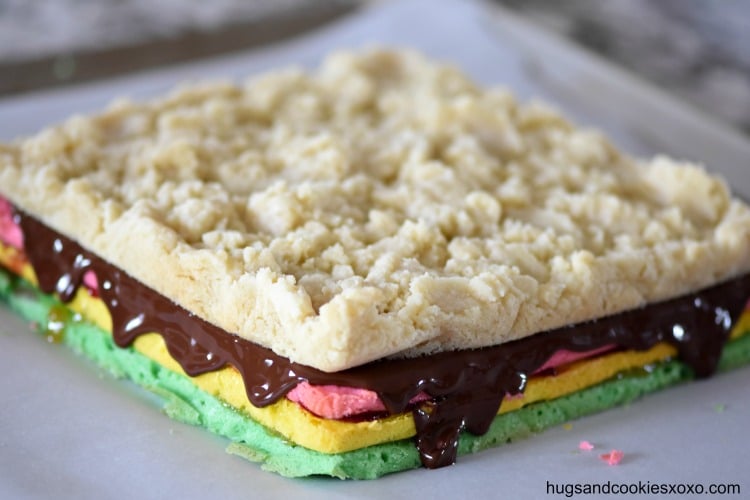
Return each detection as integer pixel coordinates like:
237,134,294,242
0,0,748,135
497,0,750,135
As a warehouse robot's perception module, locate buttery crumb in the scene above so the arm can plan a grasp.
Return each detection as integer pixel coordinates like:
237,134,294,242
2,49,750,371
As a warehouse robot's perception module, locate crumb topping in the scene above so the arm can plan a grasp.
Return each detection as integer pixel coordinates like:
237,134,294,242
2,49,749,371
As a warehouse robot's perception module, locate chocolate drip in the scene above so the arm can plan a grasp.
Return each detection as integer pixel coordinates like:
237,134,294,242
14,209,750,469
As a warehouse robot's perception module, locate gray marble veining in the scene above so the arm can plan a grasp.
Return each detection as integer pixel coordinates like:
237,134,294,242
496,0,750,134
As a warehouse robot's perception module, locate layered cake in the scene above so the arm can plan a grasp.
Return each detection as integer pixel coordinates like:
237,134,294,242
1,49,750,478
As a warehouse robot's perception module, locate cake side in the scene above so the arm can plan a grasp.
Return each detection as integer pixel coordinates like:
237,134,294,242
1,49,750,372
2,264,750,478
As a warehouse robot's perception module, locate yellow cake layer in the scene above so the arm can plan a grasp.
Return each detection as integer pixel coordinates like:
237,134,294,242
1,242,748,454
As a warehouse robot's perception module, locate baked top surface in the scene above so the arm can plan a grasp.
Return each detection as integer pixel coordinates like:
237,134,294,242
2,48,750,371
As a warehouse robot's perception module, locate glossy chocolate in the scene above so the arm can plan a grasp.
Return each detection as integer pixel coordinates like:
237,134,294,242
15,209,750,469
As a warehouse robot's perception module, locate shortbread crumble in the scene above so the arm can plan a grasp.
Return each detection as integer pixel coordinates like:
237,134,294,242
2,49,749,371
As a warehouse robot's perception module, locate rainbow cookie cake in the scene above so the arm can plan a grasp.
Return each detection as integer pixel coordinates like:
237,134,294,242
1,49,750,478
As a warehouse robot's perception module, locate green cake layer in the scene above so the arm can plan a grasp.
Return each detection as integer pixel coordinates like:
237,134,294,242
1,267,749,479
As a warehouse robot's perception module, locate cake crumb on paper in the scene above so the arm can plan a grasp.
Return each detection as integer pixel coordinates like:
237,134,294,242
599,449,624,465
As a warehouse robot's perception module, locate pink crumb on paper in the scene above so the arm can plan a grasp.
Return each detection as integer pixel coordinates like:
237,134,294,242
599,449,624,465
579,440,595,451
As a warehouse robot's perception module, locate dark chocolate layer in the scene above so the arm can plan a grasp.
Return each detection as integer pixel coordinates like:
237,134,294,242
14,209,750,469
